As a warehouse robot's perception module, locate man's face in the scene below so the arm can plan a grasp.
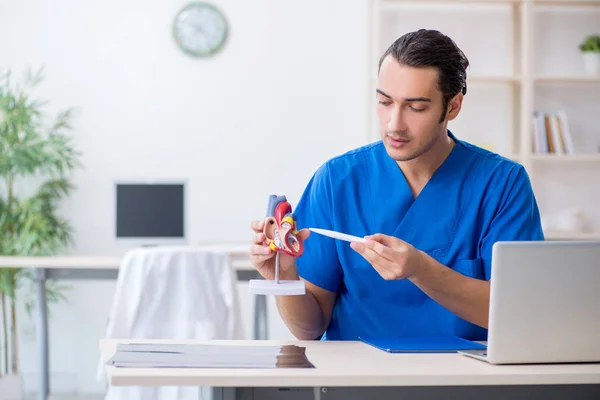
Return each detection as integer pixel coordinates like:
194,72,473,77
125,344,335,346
376,56,455,162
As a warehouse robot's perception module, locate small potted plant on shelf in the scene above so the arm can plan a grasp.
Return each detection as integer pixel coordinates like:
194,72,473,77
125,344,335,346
579,34,600,75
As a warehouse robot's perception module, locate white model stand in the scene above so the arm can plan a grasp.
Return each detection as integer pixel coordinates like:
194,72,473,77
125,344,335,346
249,252,306,295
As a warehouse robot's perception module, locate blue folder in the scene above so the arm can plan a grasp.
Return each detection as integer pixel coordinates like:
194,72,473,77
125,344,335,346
358,335,487,353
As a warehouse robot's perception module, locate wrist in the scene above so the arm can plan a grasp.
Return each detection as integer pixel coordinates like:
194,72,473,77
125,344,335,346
408,250,429,283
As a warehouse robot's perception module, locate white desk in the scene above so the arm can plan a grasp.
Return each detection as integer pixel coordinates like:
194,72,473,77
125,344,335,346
99,339,600,400
0,248,263,400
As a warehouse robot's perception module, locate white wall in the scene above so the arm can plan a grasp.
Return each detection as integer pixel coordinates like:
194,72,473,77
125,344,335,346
0,0,371,395
1,0,599,396
1,0,371,253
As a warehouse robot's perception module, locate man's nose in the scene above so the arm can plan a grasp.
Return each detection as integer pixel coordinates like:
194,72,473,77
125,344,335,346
387,106,407,133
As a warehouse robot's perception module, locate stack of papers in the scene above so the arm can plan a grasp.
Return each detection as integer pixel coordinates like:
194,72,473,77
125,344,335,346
106,343,315,369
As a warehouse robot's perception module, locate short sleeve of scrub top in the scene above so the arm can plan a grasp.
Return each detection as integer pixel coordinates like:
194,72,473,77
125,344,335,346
293,162,343,293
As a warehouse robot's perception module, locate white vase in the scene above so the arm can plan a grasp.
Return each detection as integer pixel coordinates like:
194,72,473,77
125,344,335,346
582,52,600,76
0,374,24,400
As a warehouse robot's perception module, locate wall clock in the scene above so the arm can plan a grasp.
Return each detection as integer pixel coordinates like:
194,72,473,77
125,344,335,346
173,2,228,58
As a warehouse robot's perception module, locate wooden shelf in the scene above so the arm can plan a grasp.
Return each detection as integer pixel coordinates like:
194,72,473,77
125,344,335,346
380,0,600,4
534,76,600,84
469,76,520,83
534,0,600,6
379,0,520,13
545,231,600,240
530,154,600,162
370,76,520,83
369,75,519,83
381,0,519,4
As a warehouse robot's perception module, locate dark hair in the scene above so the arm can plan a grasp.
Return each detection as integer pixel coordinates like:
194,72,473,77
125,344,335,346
378,29,469,122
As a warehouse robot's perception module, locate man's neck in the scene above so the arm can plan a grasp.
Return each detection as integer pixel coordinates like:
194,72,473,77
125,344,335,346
398,131,456,197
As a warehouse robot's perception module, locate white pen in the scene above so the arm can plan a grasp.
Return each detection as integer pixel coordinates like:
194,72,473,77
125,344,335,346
308,228,366,243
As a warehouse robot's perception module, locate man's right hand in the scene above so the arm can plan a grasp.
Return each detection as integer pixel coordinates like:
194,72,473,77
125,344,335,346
249,220,310,281
249,219,337,340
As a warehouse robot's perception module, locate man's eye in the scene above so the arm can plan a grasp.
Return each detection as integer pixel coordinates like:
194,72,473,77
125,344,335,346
378,100,391,106
409,106,425,112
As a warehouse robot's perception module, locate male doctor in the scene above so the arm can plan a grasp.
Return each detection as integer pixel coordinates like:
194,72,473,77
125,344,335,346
249,29,544,341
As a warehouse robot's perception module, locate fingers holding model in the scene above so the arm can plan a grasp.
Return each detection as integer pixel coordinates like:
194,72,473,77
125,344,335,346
248,195,310,281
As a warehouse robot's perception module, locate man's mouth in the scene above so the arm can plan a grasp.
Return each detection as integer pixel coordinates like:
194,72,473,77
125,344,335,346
387,136,409,141
386,134,410,148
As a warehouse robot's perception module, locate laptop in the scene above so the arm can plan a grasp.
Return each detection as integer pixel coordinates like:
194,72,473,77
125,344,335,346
459,240,600,364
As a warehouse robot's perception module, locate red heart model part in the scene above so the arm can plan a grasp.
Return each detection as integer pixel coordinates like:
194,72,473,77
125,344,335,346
263,194,304,257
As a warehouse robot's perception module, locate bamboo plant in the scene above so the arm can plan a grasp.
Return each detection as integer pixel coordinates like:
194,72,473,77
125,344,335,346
0,67,81,376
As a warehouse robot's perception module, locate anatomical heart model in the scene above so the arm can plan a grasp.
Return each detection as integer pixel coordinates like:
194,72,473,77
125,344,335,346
249,194,306,296
263,194,304,257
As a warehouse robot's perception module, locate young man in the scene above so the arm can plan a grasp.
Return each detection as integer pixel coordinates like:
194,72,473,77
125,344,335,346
249,29,544,342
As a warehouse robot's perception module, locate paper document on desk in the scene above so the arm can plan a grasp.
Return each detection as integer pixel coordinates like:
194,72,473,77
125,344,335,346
106,343,315,369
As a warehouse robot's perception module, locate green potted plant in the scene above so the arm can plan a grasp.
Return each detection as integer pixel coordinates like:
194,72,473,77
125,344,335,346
579,34,600,75
0,67,81,397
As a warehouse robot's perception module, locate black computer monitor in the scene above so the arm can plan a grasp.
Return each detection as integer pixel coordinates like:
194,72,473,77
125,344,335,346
115,183,185,239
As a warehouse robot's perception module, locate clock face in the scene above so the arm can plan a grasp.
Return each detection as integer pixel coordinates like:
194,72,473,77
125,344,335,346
173,2,228,57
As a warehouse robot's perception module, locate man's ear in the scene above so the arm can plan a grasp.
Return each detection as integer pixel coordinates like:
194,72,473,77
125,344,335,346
263,217,277,240
446,92,463,121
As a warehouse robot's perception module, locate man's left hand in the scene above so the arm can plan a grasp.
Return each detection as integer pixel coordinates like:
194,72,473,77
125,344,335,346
350,233,425,280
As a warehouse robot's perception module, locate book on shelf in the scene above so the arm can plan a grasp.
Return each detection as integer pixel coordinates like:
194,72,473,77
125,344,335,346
531,110,575,155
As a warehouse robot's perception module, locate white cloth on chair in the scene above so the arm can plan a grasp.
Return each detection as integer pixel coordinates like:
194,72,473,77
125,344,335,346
96,246,244,400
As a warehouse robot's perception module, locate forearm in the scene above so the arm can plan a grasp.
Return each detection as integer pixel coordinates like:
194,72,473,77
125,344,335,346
275,269,327,340
409,252,490,329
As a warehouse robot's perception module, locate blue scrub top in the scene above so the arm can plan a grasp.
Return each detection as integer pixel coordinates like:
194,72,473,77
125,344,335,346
293,131,544,341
